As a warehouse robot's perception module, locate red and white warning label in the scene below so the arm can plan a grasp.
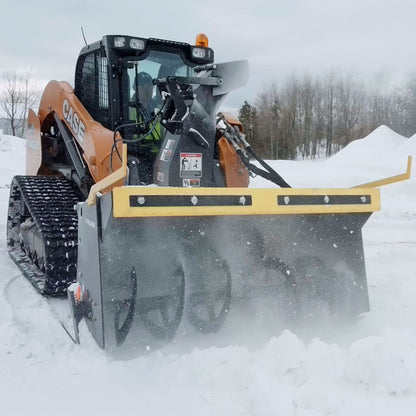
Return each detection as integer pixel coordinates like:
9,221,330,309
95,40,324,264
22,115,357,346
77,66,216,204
180,153,202,178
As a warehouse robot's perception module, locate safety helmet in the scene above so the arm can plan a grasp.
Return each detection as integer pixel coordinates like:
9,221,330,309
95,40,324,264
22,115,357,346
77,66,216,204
136,71,153,86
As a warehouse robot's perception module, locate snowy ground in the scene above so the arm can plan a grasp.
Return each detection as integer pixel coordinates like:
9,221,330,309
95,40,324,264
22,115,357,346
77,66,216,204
0,126,415,415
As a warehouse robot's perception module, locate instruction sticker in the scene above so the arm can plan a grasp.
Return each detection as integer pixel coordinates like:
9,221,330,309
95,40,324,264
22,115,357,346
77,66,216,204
183,179,201,187
161,149,172,162
157,171,164,182
165,139,175,150
180,153,202,178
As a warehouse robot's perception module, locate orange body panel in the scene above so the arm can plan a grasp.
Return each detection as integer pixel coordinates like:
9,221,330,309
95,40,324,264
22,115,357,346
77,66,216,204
218,137,249,187
218,114,249,188
32,80,122,183
25,109,42,175
220,112,241,126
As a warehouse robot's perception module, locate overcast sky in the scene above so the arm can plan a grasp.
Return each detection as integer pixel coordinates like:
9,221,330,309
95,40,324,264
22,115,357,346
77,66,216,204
2,0,416,111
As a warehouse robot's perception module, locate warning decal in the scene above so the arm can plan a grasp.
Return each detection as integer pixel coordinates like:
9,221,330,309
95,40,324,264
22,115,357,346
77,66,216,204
180,153,202,178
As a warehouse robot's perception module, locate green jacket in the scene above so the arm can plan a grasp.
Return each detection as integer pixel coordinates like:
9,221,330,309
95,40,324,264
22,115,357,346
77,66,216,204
129,105,163,153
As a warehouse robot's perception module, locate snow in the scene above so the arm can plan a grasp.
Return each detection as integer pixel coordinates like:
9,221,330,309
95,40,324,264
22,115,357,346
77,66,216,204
0,128,415,415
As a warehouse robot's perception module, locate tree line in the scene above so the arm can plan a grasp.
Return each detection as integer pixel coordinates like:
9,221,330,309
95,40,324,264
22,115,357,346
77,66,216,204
238,72,416,160
2,68,416,155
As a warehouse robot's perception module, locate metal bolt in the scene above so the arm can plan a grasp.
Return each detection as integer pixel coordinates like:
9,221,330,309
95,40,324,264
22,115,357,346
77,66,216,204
191,196,198,205
137,196,146,205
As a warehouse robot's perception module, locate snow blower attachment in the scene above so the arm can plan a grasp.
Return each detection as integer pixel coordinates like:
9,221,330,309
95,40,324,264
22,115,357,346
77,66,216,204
6,33,409,350
68,179,381,349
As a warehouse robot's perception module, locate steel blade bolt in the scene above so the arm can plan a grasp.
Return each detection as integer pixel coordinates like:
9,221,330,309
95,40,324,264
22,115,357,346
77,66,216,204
324,195,329,204
137,196,146,205
191,196,198,205
283,196,290,205
361,196,367,203
239,196,246,205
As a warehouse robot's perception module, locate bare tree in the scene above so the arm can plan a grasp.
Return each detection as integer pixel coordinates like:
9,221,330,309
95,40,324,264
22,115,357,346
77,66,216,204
322,71,336,157
0,70,39,137
297,75,315,158
335,73,365,148
394,73,416,136
279,77,299,159
255,85,280,158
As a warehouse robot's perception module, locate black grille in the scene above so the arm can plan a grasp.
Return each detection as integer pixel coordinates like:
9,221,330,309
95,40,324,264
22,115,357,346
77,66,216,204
75,52,109,128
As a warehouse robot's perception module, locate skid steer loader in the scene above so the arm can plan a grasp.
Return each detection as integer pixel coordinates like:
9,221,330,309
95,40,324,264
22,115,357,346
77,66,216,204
7,34,411,350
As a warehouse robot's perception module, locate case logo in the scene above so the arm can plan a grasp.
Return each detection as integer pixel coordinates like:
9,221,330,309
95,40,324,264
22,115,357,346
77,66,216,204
62,99,86,143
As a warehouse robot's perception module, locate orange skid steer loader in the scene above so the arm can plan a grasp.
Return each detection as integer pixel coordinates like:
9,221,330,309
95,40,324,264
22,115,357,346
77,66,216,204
7,34,411,350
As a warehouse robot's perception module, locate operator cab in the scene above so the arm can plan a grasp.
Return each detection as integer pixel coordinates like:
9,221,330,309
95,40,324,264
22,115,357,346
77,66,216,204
74,35,214,133
74,35,214,184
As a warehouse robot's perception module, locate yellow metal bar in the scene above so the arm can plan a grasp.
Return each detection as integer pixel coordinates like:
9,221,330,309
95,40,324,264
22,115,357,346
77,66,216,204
87,144,128,206
352,156,412,189
112,186,380,218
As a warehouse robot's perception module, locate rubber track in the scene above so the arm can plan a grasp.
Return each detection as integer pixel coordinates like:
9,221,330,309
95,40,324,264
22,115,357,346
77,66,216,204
7,176,81,296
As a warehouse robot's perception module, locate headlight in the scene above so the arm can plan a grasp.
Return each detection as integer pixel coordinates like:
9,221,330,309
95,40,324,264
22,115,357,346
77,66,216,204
114,37,126,47
114,36,126,48
192,47,206,59
130,38,145,50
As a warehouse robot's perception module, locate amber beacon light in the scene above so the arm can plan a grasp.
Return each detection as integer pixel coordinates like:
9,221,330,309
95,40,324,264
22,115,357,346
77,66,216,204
195,33,209,47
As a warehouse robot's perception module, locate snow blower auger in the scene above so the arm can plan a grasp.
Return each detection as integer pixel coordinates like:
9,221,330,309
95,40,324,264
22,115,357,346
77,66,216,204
7,34,411,351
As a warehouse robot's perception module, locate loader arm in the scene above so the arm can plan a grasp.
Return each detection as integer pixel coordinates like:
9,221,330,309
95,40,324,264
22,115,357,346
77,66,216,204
27,80,123,188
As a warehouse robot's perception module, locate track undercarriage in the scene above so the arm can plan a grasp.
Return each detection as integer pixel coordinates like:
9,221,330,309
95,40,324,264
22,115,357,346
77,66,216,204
7,176,80,295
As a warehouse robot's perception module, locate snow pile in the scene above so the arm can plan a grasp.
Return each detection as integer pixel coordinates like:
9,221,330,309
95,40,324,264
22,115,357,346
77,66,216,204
251,125,413,189
1,127,416,415
344,329,416,396
397,134,416,160
0,134,26,222
329,125,409,165
0,134,25,175
324,126,414,187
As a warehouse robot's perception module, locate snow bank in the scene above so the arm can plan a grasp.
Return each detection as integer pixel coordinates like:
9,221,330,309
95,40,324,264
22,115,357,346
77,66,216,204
328,125,408,165
0,134,26,182
0,134,26,220
251,125,413,188
345,329,416,396
396,134,416,160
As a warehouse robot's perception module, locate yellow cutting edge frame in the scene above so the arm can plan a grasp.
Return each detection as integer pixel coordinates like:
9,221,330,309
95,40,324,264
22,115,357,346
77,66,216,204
112,187,380,218
87,144,413,218
352,156,412,188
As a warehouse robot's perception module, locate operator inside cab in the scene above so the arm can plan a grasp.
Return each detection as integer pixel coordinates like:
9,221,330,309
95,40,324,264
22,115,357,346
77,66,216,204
131,71,157,120
129,71,163,184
